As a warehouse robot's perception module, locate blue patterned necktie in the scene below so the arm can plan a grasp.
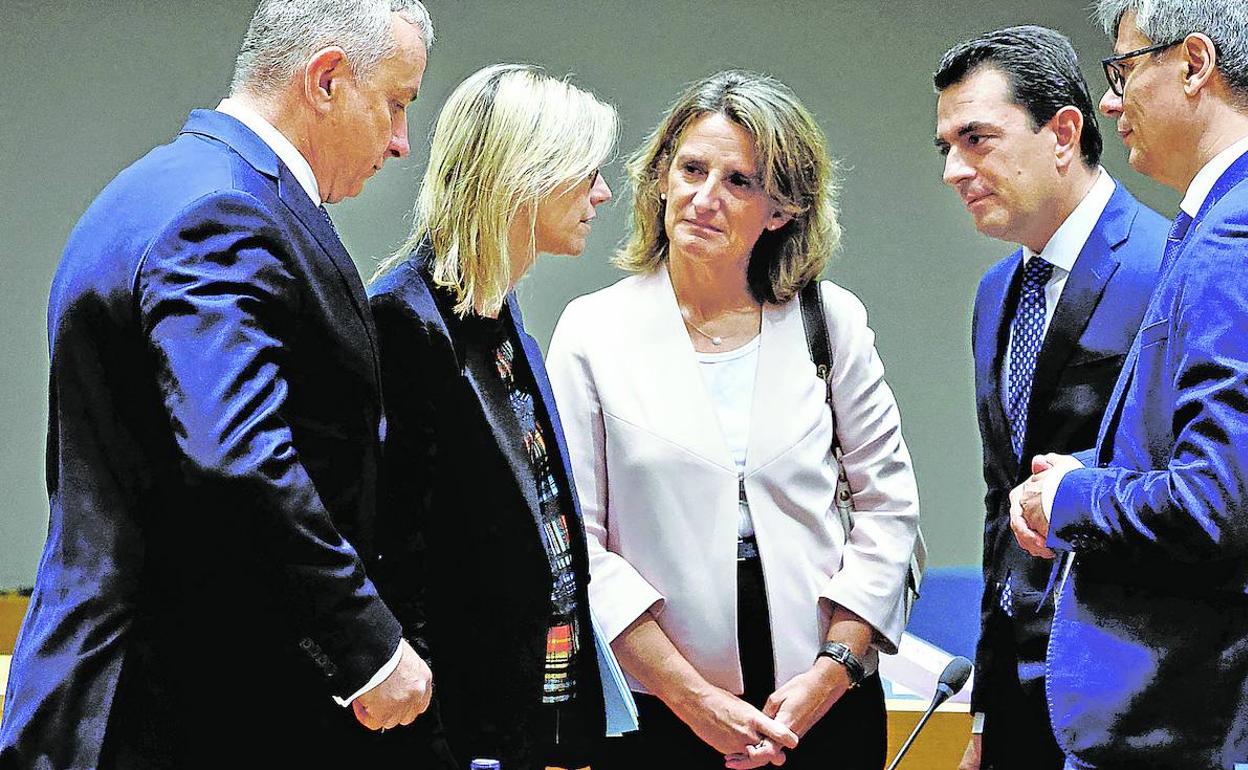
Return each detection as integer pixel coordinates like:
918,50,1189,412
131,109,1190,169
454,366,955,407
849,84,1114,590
1006,256,1055,460
1159,209,1194,277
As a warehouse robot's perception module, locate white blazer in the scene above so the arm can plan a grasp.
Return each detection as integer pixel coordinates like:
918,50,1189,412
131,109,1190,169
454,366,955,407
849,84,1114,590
547,266,920,694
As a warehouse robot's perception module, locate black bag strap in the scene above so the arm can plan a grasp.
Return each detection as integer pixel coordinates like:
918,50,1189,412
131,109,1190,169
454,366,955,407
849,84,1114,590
799,279,834,410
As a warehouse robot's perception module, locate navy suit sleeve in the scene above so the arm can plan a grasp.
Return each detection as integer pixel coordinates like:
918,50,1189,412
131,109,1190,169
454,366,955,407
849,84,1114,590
136,191,402,698
1051,212,1248,562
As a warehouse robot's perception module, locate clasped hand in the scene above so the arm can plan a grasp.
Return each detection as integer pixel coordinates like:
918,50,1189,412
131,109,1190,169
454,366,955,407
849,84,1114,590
721,660,850,769
675,685,799,768
1009,453,1079,559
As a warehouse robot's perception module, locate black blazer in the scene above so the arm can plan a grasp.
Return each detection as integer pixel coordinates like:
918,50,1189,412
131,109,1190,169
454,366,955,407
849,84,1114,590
969,183,1165,724
0,111,402,769
368,245,604,770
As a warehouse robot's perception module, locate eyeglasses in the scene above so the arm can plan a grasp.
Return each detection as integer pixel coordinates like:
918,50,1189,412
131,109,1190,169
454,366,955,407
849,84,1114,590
1101,40,1181,96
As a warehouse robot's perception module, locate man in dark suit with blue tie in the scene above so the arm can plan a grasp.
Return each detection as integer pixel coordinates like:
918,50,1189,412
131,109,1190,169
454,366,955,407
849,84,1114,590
1012,2,1248,768
0,2,437,767
934,26,1166,770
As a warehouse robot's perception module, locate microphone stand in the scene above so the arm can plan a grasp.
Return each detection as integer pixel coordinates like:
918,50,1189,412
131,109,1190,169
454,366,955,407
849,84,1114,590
884,688,948,770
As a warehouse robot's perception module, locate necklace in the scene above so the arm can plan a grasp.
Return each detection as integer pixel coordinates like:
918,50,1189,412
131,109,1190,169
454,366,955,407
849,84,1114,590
680,304,761,347
683,311,724,346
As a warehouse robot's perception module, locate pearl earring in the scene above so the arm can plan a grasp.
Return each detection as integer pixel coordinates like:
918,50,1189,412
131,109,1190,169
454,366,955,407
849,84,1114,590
659,193,667,201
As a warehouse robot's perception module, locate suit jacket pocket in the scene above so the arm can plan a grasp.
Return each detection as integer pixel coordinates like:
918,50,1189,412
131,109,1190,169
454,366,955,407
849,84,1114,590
1057,352,1125,386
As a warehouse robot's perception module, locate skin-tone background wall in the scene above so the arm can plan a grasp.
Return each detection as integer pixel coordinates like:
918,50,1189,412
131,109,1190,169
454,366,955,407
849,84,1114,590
0,0,1173,588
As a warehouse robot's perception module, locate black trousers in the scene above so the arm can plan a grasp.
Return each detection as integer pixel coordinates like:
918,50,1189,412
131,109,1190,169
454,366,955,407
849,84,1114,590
980,613,1064,770
598,555,888,770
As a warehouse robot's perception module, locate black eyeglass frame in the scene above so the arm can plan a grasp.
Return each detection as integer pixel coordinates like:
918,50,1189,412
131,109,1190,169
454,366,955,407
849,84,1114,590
1101,40,1182,96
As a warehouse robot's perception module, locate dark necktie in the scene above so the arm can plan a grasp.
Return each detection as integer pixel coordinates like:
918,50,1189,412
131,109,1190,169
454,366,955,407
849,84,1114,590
1006,257,1055,460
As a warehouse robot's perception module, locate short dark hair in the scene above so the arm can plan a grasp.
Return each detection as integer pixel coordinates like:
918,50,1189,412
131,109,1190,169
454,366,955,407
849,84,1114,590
934,25,1103,167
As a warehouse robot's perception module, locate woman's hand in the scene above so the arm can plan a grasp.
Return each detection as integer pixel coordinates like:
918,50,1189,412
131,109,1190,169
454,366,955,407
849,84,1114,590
722,660,849,769
610,613,798,762
725,607,874,766
764,658,850,737
670,685,797,762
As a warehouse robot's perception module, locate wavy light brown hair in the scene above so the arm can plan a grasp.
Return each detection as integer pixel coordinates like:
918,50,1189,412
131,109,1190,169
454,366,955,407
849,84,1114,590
615,69,841,304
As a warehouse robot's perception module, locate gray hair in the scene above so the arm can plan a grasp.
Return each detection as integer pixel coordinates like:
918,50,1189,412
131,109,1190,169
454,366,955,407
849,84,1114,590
1095,0,1248,98
230,0,433,96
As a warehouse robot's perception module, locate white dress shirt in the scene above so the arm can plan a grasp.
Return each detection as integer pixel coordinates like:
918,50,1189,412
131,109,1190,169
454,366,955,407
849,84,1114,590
215,97,401,706
216,98,322,205
1179,134,1248,217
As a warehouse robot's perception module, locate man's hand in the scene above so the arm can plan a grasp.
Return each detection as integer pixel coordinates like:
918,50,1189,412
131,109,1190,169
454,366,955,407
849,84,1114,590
1010,456,1056,559
352,639,432,730
958,734,982,770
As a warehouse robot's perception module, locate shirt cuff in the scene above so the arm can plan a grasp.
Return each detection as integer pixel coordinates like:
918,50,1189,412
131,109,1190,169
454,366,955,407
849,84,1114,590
972,711,986,734
1040,460,1081,523
333,641,403,707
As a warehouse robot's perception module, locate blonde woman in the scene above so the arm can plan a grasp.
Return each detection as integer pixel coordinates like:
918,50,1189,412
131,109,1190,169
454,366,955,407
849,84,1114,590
368,63,616,769
547,70,920,769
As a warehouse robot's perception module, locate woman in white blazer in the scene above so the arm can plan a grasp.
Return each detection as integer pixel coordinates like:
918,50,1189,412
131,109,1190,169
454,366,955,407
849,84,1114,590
547,70,920,770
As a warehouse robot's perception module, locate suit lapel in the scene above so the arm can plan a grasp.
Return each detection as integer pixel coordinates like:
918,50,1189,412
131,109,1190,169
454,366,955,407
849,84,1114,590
1023,187,1131,460
277,171,382,378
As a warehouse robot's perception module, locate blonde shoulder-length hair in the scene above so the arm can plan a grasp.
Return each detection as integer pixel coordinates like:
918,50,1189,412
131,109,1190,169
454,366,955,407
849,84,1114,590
377,63,618,316
616,70,840,304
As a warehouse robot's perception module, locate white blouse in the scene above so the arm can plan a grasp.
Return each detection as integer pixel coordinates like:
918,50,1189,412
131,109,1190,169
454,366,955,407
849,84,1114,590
696,338,760,538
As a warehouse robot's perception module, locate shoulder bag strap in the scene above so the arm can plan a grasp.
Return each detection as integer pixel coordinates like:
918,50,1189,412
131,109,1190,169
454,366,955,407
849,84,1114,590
799,281,854,529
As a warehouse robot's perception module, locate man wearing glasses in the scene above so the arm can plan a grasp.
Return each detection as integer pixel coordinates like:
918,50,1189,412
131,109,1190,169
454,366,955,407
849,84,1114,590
933,25,1165,770
1010,1,1248,768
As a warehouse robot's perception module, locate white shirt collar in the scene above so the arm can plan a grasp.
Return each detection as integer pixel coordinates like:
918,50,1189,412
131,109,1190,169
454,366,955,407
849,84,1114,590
1180,134,1248,217
1021,167,1115,274
216,97,321,206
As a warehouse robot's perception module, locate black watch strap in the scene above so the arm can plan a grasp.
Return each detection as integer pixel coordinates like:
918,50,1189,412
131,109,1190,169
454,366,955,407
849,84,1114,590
815,641,865,688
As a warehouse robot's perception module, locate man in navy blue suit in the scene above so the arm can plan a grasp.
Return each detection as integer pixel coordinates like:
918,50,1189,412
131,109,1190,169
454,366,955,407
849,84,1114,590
934,26,1165,770
1012,1,1248,768
0,2,436,767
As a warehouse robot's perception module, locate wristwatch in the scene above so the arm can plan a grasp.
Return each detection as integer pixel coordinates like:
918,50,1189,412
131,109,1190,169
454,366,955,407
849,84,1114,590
815,641,865,689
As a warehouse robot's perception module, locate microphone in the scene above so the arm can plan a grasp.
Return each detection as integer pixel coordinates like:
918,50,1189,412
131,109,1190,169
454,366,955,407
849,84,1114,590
884,656,973,770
